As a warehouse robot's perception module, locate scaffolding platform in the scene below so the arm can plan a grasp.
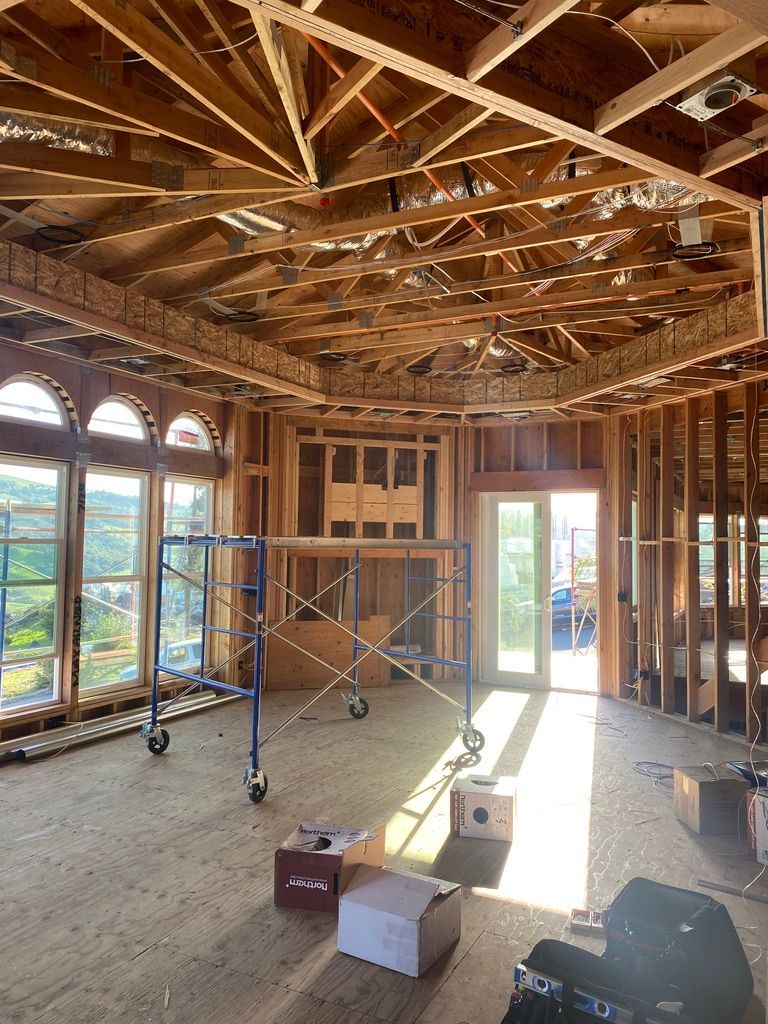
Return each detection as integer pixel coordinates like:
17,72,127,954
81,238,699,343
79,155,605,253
140,535,483,802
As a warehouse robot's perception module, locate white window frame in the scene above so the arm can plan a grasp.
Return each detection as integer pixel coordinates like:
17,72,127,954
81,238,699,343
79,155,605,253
87,397,149,443
80,465,149,694
0,454,68,712
0,375,68,432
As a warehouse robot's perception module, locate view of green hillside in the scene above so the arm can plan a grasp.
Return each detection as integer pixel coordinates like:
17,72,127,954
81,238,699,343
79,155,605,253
1,468,209,708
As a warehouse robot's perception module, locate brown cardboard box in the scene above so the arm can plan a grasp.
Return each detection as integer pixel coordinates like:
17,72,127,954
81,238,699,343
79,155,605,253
274,823,385,913
450,774,516,841
673,766,750,834
746,789,768,865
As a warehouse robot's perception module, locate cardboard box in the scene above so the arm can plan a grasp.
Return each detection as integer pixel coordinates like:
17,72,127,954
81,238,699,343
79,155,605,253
450,774,516,841
746,789,768,865
338,865,461,977
673,766,750,834
274,823,385,913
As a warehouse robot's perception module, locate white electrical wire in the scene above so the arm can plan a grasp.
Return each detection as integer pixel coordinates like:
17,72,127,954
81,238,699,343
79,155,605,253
99,27,261,64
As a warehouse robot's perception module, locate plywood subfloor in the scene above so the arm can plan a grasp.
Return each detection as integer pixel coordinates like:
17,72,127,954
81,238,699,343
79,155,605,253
2,683,767,1024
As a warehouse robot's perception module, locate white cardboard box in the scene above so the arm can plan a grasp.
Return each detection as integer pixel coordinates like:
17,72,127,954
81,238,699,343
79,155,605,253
450,774,516,841
338,865,461,977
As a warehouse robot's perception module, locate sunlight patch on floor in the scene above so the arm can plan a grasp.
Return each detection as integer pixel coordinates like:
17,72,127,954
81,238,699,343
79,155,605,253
385,689,529,863
472,692,597,912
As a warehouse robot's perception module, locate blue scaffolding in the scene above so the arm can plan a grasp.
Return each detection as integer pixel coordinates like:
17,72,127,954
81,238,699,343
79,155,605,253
141,535,483,802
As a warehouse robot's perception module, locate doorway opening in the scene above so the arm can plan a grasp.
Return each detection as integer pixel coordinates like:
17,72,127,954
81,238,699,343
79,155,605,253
482,491,598,692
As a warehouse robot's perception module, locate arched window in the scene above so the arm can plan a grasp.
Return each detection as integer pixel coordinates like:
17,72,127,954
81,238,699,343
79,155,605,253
88,398,148,442
166,414,213,452
0,376,66,428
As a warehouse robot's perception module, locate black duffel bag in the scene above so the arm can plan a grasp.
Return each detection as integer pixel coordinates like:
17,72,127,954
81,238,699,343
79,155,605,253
500,939,689,1024
604,877,753,1024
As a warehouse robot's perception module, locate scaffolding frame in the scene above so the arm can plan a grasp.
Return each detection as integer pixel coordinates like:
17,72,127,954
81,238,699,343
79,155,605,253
140,535,483,802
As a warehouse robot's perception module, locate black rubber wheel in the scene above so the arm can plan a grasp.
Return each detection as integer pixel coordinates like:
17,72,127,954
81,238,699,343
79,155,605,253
461,728,485,753
348,697,369,720
248,774,268,803
147,728,170,755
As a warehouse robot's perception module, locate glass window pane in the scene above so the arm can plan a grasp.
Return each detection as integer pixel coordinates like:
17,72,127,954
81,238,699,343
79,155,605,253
161,479,211,666
88,400,146,441
0,543,57,582
0,657,56,710
80,581,142,689
0,379,63,426
166,415,211,451
2,583,57,658
498,501,542,675
163,479,213,536
0,460,61,538
83,472,143,578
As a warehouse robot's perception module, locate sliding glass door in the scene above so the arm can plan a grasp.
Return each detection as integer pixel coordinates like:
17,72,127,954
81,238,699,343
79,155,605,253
482,493,552,687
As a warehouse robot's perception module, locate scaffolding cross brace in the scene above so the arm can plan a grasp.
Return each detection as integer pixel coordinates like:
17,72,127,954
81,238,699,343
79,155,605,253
140,535,484,802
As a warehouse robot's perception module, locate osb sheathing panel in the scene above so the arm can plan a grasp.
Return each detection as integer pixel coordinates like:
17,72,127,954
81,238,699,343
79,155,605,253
9,245,36,292
363,374,399,399
84,275,125,322
0,244,760,413
36,253,84,308
463,378,488,404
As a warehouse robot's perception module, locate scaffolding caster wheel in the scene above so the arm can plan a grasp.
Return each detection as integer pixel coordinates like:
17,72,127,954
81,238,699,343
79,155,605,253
461,727,485,753
141,723,170,755
348,697,369,720
244,767,268,804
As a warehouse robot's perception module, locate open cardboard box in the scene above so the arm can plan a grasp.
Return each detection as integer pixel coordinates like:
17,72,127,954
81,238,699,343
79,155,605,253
274,822,385,913
338,864,462,977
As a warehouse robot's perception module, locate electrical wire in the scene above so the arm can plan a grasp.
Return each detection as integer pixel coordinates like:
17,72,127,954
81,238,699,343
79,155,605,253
454,0,661,71
98,27,262,64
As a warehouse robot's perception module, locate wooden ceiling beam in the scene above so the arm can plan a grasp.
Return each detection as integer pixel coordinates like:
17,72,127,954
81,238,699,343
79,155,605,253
465,0,583,82
246,235,752,322
0,37,296,178
700,113,768,178
594,22,768,135
304,55,382,138
280,286,737,350
251,13,319,182
0,84,156,135
147,0,244,94
195,0,286,125
411,103,494,166
229,0,760,207
210,201,743,300
105,165,653,278
67,0,307,179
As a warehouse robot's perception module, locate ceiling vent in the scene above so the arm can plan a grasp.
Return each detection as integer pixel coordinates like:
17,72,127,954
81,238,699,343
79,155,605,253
674,69,756,122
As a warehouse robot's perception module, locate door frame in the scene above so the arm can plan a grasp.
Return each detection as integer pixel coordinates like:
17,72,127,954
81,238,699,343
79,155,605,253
480,491,553,688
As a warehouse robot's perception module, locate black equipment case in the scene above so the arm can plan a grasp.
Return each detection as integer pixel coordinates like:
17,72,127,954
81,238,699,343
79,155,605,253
501,877,753,1024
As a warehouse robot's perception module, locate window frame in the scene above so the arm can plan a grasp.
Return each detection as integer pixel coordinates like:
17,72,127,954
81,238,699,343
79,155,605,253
160,474,215,680
80,465,150,695
87,396,150,444
0,454,68,712
0,375,69,432
165,414,214,453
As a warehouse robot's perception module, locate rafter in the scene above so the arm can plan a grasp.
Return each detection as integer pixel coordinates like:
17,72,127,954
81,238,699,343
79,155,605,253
207,201,744,301
66,0,306,179
465,0,583,82
251,13,319,182
304,55,382,139
104,166,654,279
593,21,768,135
0,37,296,179
227,0,761,207
250,267,750,345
